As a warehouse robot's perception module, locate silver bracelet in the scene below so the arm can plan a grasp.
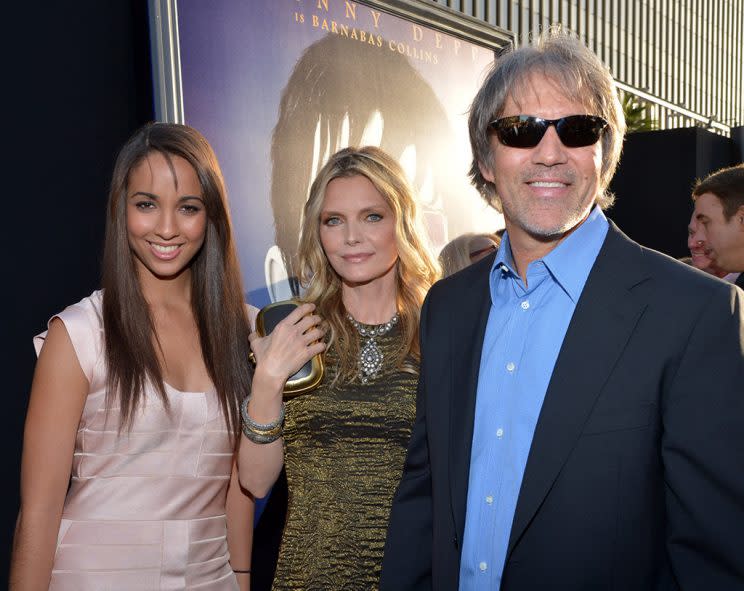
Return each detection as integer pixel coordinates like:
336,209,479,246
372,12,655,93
240,396,285,444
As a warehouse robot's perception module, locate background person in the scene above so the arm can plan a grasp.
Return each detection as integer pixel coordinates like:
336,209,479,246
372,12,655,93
692,164,744,289
687,211,739,282
239,146,439,590
10,123,255,590
438,232,501,277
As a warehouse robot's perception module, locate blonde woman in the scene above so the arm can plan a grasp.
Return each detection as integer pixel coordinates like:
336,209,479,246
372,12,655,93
238,146,440,589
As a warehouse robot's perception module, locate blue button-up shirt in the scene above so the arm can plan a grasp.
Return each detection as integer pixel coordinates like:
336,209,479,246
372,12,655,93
458,207,608,590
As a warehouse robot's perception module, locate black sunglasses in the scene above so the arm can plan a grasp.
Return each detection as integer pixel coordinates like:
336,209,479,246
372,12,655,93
488,115,608,148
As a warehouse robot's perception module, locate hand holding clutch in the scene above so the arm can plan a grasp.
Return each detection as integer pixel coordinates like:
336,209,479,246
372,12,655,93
249,300,325,398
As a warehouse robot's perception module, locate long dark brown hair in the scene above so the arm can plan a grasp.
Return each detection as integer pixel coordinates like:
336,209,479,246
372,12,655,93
102,122,251,437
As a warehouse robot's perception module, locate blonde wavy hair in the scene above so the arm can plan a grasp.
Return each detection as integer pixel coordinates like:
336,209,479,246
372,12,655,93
298,146,441,384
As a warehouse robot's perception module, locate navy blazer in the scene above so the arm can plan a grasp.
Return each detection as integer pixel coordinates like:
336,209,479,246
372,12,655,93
381,223,744,590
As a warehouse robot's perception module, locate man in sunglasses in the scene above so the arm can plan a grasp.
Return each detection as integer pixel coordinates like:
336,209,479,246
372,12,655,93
382,27,744,591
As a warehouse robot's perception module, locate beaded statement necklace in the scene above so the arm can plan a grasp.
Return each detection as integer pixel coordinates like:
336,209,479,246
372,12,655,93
347,312,399,384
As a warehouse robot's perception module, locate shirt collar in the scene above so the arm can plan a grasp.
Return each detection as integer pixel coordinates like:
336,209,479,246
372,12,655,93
491,205,609,303
493,231,518,276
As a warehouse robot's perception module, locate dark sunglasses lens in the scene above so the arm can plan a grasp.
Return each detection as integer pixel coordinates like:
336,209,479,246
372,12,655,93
492,115,607,148
557,115,606,147
494,117,547,148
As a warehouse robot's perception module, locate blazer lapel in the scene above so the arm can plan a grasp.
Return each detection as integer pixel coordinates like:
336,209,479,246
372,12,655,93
507,224,650,556
448,255,493,542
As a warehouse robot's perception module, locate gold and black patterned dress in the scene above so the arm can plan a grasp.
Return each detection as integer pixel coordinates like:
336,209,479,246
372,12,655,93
271,323,417,591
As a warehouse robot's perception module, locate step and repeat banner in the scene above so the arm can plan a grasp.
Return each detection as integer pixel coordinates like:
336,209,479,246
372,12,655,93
159,0,511,306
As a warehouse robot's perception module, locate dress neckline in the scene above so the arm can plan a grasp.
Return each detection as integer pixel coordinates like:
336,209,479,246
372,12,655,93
163,381,214,396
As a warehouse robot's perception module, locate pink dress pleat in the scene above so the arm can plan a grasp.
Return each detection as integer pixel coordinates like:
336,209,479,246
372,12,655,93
35,291,240,590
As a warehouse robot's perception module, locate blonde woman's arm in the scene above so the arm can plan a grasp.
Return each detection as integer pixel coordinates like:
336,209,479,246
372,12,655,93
237,303,324,497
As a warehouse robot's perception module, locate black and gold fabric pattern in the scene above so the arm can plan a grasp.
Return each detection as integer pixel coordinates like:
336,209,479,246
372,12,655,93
271,323,417,591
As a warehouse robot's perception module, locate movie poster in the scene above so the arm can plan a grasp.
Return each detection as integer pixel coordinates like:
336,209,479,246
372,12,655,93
176,0,508,306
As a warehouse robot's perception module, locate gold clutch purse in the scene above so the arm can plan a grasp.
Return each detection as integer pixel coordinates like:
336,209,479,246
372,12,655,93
255,300,324,398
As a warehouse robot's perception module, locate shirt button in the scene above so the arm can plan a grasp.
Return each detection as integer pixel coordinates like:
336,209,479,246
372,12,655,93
521,300,530,310
496,428,504,438
506,362,516,372
485,495,493,504
479,561,488,572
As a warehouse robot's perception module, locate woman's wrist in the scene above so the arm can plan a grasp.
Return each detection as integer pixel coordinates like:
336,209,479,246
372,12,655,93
251,365,288,398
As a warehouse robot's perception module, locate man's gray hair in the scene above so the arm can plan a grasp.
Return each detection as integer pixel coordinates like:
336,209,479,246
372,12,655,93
468,26,625,211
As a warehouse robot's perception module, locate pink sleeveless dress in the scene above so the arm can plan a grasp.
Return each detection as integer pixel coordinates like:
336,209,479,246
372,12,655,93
34,291,243,590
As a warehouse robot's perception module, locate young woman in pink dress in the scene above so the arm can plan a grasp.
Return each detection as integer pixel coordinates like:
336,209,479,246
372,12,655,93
11,123,255,590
